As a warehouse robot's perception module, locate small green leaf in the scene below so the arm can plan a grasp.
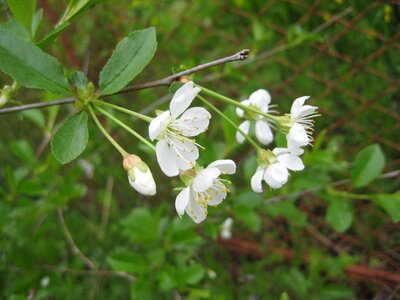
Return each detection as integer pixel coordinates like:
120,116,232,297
51,111,89,164
0,29,70,94
351,144,385,187
31,8,43,38
7,0,36,35
36,23,69,49
373,193,400,223
99,27,157,95
61,0,106,23
108,252,148,274
326,198,353,232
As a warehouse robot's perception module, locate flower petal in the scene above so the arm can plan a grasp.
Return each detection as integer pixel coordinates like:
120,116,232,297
288,122,309,147
264,163,289,189
251,167,265,193
155,140,179,177
287,139,305,156
277,153,304,171
236,100,250,118
148,110,171,141
175,187,191,217
272,147,290,156
173,107,211,136
296,104,318,119
207,159,236,175
193,167,220,192
249,89,271,112
207,181,227,206
255,120,273,145
290,96,310,118
169,136,199,171
186,191,207,223
236,120,250,144
128,168,156,196
170,81,201,118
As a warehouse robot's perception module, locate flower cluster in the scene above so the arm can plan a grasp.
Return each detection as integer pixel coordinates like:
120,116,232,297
119,81,317,224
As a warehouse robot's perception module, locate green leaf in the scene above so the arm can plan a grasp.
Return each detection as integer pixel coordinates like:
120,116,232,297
9,140,35,165
233,204,261,232
36,23,69,49
20,109,45,129
372,193,400,223
31,8,43,38
99,27,157,95
351,144,385,187
51,111,89,164
108,252,148,274
7,0,36,35
279,292,290,300
0,29,70,94
326,198,353,232
0,19,29,40
61,0,106,23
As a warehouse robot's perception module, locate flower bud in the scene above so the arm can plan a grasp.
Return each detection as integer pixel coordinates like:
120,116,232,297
123,154,156,196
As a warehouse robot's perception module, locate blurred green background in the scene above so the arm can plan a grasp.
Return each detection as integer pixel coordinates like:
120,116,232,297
1,0,399,299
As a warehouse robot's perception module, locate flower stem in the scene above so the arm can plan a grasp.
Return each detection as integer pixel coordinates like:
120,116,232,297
196,95,261,151
91,99,152,123
95,106,156,152
197,85,278,122
88,105,128,157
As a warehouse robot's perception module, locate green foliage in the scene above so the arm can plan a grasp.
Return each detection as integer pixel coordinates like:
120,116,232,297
326,197,353,233
372,193,400,222
6,0,36,36
99,27,157,95
0,29,70,93
51,111,89,164
351,144,385,188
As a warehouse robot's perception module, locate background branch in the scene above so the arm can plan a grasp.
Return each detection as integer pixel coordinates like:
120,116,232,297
0,49,250,115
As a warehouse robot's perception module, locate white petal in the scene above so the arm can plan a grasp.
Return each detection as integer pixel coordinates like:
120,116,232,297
249,89,271,112
175,187,191,217
206,181,227,206
290,96,310,119
296,104,318,119
169,136,199,171
192,167,220,192
288,122,309,147
155,140,179,177
148,110,171,141
287,139,305,156
128,168,156,196
236,100,250,118
207,159,236,175
170,81,201,118
186,191,207,223
255,120,273,145
173,107,211,136
251,167,264,193
272,147,290,156
277,153,304,171
236,120,250,144
264,163,289,189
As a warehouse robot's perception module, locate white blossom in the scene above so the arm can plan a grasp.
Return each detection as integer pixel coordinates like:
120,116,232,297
148,81,211,177
286,96,318,155
220,217,233,240
175,160,236,223
236,89,273,145
123,154,156,196
251,148,304,192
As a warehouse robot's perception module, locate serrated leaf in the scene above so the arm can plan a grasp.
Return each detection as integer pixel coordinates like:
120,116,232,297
0,29,70,93
326,198,353,232
99,27,157,95
351,144,385,187
51,111,89,164
7,0,36,35
373,193,400,223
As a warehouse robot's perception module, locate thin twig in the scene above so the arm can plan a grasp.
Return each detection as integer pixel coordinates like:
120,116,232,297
0,49,250,115
57,208,96,269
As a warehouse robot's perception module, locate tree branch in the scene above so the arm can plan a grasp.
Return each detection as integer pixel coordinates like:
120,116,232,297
0,49,250,115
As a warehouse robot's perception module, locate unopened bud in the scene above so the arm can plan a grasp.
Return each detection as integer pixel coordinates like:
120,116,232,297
123,154,156,196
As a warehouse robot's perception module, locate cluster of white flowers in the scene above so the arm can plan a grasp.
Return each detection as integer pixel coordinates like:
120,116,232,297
123,82,318,223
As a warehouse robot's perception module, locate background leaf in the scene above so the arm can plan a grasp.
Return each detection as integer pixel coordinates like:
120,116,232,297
51,111,89,164
6,0,36,36
326,198,353,232
372,193,400,223
0,29,70,93
351,144,385,187
99,27,157,95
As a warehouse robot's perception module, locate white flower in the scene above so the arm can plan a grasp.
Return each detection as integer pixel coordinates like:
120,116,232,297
149,81,211,177
220,217,233,240
286,96,318,155
251,148,304,192
123,154,156,196
236,89,273,145
175,160,236,223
